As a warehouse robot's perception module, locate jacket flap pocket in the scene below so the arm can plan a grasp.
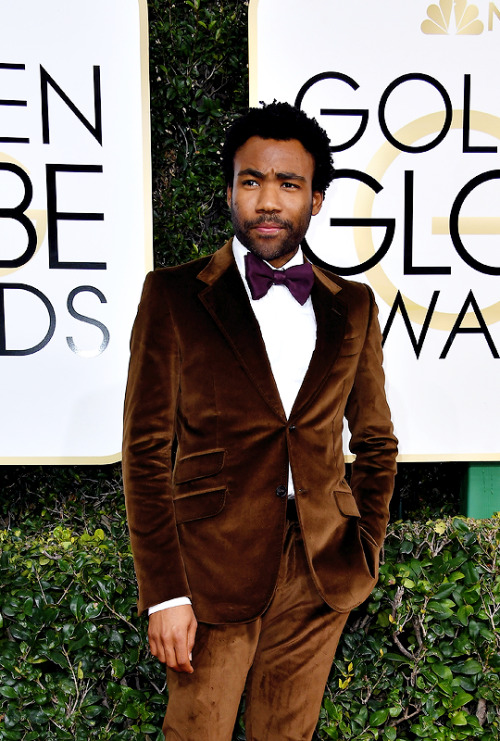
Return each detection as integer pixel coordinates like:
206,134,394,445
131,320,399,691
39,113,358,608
339,335,361,357
174,448,225,484
174,488,226,524
334,491,361,518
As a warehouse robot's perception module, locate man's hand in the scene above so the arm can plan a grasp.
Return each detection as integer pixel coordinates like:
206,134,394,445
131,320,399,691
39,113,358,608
148,605,198,673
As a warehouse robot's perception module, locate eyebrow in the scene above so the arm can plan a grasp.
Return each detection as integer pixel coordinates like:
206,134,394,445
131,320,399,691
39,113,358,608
237,167,306,182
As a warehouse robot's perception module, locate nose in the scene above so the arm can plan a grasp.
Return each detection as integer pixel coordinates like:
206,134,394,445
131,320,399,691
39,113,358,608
256,182,282,213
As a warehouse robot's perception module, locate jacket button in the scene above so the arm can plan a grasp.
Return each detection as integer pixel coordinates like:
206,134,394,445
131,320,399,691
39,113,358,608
276,485,287,498
289,425,296,431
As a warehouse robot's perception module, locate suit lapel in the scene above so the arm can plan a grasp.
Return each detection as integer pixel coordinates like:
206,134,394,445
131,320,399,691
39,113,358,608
290,267,347,419
197,242,347,422
197,242,286,420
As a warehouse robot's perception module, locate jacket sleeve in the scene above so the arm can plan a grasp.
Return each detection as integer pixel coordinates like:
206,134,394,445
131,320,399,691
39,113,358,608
345,285,398,550
122,271,190,615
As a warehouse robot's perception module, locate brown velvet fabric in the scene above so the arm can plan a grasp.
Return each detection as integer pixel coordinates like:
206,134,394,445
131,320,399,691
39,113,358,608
122,240,398,623
162,522,350,741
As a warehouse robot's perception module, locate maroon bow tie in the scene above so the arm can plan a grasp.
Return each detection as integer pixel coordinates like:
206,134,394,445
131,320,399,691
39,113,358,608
244,252,314,305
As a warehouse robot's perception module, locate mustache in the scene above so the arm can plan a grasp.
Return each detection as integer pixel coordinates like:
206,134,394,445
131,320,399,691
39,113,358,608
244,215,293,230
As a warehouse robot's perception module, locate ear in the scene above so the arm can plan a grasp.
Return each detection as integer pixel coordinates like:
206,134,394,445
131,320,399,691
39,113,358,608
311,190,324,216
226,185,232,209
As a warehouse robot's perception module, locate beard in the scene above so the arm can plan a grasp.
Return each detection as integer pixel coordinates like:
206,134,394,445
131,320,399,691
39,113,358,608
230,206,313,263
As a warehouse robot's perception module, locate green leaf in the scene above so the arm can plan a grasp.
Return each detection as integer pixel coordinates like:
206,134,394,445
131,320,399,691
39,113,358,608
23,596,34,616
111,659,126,679
468,619,480,638
456,604,474,626
383,652,412,664
109,629,124,651
2,730,24,740
0,685,19,699
400,540,414,553
459,676,477,692
450,710,468,726
451,690,474,710
82,705,102,718
431,663,453,681
141,725,160,734
432,582,456,600
85,602,103,619
427,601,454,619
47,650,67,668
461,560,479,585
123,704,140,720
369,708,390,726
457,658,483,676
437,680,454,696
70,594,85,620
9,625,30,641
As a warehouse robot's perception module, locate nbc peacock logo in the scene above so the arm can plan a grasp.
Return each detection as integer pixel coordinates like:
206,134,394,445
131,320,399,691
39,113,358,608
421,0,484,34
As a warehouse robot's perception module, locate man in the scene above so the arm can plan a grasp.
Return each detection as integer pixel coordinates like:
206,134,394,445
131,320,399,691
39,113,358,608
123,102,397,741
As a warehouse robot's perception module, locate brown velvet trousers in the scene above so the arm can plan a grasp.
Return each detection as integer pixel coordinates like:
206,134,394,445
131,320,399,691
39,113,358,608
163,518,349,741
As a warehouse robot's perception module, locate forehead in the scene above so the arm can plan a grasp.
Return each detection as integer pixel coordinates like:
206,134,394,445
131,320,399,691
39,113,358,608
233,136,315,180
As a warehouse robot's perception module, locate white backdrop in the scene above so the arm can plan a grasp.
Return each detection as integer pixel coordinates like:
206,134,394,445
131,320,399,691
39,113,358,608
0,0,152,463
249,0,500,461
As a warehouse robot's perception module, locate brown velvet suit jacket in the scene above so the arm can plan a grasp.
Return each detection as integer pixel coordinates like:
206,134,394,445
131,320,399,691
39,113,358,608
122,239,398,624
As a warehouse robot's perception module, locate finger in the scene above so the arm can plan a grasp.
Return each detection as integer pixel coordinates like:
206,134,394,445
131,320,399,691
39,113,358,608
165,648,193,673
187,618,198,657
165,644,183,672
173,638,194,673
148,633,166,664
168,626,194,673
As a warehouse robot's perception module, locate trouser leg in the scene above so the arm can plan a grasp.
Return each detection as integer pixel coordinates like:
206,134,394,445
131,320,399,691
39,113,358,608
163,521,349,741
163,619,260,741
244,522,349,741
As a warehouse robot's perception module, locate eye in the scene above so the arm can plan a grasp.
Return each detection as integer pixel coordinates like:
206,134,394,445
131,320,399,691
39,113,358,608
282,181,300,189
241,178,259,187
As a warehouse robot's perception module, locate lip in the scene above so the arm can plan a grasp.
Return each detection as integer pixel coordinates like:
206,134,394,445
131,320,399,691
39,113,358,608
253,224,283,235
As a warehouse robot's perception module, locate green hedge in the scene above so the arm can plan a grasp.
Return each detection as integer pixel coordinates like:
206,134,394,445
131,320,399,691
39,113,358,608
317,517,500,741
1,491,498,740
148,0,248,267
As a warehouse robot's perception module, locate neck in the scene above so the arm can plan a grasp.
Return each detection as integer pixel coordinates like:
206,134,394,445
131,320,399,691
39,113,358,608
267,247,300,268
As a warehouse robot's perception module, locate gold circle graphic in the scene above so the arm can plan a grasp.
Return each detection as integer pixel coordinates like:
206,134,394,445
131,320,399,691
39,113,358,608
354,109,500,330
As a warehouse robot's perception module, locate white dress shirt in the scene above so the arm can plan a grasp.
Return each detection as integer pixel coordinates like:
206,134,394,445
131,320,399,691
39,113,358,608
149,237,317,615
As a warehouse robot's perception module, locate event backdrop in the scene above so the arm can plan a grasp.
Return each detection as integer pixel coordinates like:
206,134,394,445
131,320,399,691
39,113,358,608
249,0,500,461
0,0,152,463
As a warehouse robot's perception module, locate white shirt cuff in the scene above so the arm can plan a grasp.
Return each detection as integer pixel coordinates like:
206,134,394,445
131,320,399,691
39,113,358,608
148,596,192,615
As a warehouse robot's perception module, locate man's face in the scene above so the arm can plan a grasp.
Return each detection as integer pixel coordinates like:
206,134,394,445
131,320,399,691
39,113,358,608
226,136,323,267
